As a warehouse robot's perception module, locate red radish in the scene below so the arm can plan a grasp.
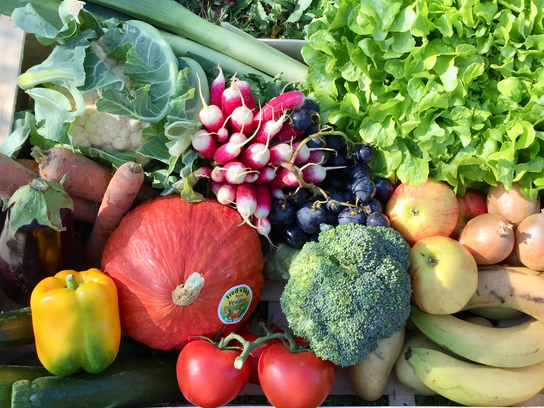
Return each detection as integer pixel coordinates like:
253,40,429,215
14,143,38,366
197,75,225,133
270,186,285,199
274,122,304,144
214,142,243,165
216,126,230,143
194,165,213,178
253,91,305,127
222,81,243,116
210,181,222,196
292,142,310,164
245,173,259,183
254,113,289,145
236,182,257,221
209,66,225,109
211,166,226,182
270,167,299,189
224,161,251,184
269,143,293,166
254,184,271,220
255,166,277,184
192,129,219,159
235,79,257,112
229,132,247,144
231,106,254,136
301,164,346,184
241,143,270,170
216,182,237,205
255,217,272,240
307,150,326,164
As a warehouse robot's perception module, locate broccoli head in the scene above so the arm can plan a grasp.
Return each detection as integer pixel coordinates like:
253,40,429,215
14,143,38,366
279,223,412,367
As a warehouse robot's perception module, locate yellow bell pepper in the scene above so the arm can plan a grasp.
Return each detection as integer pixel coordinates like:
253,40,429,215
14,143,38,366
30,268,121,376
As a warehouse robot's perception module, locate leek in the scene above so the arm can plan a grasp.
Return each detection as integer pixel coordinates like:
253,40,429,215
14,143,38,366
85,0,308,82
161,32,274,82
0,0,307,82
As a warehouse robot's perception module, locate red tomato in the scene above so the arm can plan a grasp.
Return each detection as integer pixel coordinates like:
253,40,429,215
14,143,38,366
176,339,250,408
258,343,335,408
236,319,283,384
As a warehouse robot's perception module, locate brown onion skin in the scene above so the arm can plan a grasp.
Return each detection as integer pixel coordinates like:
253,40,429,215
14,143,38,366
458,213,515,265
486,183,540,226
515,210,544,271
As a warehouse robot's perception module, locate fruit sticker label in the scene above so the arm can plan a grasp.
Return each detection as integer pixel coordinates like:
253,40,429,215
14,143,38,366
218,284,252,324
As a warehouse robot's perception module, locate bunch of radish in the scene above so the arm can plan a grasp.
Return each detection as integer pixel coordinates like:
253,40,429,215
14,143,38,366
192,68,339,241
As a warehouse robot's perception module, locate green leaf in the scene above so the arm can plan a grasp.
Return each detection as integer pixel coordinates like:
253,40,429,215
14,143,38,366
0,111,37,158
4,178,73,240
286,0,313,23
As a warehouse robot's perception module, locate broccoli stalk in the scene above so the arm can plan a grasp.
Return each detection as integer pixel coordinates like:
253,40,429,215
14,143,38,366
279,223,412,367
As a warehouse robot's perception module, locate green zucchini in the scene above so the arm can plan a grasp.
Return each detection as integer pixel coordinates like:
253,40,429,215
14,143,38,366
0,307,34,349
11,354,183,408
0,365,49,407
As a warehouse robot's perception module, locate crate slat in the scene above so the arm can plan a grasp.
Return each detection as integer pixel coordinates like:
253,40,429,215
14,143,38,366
0,15,25,145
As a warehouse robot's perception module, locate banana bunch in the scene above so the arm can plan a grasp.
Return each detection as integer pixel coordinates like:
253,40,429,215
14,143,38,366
401,265,544,406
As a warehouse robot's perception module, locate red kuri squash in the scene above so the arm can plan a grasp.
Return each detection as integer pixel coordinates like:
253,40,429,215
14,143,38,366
101,196,265,350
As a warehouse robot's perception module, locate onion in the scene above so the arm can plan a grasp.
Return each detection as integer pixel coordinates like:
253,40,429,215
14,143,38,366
486,182,540,226
458,213,515,265
515,210,544,271
501,247,524,267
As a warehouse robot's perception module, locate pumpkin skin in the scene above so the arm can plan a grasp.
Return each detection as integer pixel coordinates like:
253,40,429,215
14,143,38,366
101,196,264,351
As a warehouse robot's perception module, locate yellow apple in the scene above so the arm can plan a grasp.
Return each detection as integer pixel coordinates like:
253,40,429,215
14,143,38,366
409,236,478,314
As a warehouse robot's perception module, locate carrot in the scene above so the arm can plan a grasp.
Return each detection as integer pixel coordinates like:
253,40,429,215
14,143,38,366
85,162,145,267
35,147,113,202
0,153,38,200
35,147,159,205
15,158,40,174
69,195,100,224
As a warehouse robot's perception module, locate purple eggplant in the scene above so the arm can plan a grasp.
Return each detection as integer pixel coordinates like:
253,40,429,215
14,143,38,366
0,178,85,306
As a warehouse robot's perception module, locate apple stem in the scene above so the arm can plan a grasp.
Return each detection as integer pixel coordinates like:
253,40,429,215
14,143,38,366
411,208,419,216
428,256,439,267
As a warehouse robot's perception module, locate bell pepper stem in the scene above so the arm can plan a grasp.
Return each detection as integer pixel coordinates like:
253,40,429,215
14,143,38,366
65,274,79,291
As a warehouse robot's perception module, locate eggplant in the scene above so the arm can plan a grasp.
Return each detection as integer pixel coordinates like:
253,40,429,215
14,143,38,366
0,178,85,306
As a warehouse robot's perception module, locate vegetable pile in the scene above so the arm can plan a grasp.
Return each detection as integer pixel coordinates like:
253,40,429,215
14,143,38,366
303,0,544,198
3,0,544,407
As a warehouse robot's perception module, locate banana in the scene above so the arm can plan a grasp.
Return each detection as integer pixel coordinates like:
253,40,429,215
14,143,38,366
411,305,544,367
463,265,544,322
405,347,544,407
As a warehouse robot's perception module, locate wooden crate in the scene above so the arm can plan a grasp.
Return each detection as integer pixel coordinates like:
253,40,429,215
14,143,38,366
1,14,544,408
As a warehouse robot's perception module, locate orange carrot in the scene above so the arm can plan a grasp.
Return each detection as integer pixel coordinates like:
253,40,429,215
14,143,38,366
0,153,37,199
36,147,113,202
85,162,145,267
70,195,100,224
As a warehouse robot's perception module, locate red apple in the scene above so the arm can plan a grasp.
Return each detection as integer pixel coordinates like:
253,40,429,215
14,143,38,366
450,189,488,240
408,236,478,314
384,180,459,246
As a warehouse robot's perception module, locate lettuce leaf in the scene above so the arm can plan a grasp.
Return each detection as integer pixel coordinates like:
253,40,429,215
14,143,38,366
303,0,544,198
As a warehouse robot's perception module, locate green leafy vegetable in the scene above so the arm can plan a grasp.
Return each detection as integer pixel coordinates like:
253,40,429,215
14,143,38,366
303,0,544,198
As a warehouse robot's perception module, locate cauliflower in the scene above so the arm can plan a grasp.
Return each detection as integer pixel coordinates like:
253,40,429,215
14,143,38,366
71,90,150,153
70,40,149,154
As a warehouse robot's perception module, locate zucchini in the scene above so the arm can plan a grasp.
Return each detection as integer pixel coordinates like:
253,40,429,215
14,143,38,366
0,365,48,407
11,354,183,408
0,307,34,349
6,335,158,366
